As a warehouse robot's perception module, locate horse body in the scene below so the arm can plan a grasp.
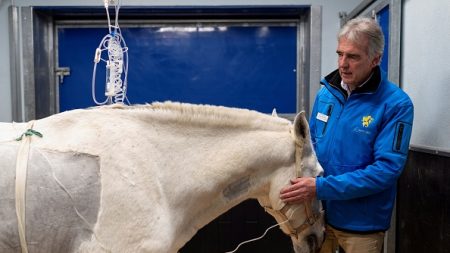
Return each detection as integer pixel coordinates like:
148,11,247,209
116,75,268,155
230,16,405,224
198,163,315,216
0,102,323,253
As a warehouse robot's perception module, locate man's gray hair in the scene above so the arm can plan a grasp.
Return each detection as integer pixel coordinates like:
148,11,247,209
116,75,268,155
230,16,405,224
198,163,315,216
338,17,385,59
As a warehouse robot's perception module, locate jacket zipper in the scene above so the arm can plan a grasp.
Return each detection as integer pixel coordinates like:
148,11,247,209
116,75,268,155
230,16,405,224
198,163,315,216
322,104,333,135
321,81,345,162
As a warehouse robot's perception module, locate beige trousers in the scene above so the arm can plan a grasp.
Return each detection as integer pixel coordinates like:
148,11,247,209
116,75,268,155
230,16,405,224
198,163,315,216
319,225,385,253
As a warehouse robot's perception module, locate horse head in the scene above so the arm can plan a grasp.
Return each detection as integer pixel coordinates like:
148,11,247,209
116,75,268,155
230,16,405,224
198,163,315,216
258,111,324,253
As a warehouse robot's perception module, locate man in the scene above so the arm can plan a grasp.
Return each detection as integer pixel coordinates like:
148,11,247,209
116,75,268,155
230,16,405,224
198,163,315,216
280,17,414,253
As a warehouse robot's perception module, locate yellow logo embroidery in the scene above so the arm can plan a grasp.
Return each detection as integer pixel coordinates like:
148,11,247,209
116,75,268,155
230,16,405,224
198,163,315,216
362,115,374,127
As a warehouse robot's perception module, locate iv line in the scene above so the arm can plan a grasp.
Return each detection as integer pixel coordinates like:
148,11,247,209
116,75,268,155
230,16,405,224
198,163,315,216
92,0,129,105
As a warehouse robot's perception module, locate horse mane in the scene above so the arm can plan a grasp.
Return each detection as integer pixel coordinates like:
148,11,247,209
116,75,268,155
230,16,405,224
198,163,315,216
94,101,292,131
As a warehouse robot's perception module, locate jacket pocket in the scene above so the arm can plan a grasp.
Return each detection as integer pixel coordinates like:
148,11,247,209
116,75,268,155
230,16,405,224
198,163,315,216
314,101,334,138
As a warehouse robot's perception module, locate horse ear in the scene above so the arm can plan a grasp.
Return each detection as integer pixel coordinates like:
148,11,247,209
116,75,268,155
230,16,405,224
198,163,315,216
293,111,309,141
271,108,278,117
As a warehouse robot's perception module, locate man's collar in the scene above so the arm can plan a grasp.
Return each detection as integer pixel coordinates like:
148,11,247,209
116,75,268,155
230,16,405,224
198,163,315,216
341,72,374,95
352,66,381,94
324,66,381,98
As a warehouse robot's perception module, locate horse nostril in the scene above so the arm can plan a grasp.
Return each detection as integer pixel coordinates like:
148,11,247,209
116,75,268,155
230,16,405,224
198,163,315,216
306,234,318,253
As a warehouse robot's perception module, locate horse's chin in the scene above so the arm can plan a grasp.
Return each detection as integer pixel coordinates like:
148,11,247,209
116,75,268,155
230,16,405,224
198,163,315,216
291,217,325,253
291,235,321,253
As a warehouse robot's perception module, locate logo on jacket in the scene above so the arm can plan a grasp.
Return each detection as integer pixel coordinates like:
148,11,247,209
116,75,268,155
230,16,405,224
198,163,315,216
362,115,374,127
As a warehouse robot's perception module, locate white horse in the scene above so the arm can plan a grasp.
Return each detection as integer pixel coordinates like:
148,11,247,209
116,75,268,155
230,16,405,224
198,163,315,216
0,102,324,253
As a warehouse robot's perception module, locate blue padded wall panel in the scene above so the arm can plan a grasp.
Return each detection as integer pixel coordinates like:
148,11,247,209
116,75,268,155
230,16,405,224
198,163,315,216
58,24,297,113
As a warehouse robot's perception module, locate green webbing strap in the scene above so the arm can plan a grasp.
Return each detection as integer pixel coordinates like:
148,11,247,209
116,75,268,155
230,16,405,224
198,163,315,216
15,129,43,141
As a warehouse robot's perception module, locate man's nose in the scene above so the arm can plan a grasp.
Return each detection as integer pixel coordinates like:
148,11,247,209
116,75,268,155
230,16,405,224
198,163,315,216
339,56,349,68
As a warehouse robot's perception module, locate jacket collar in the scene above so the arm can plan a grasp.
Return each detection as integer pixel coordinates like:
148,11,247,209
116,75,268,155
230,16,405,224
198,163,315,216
322,66,382,101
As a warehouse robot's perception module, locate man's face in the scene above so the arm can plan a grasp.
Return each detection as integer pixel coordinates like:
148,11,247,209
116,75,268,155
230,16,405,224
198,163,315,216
336,37,380,88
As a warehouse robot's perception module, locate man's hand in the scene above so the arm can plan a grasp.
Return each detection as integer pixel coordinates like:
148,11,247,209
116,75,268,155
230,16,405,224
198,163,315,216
280,177,317,204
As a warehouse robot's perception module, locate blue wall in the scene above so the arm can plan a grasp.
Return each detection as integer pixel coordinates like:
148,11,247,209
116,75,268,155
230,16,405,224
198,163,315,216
58,24,297,113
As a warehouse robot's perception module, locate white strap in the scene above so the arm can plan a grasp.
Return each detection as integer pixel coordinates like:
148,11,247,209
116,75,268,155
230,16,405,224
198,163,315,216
15,121,35,253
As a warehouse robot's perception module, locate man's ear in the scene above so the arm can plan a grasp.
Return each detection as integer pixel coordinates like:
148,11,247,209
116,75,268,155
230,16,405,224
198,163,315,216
371,54,382,67
272,108,278,117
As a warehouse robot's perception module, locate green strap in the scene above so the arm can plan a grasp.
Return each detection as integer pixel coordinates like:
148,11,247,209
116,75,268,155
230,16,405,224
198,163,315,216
15,129,43,141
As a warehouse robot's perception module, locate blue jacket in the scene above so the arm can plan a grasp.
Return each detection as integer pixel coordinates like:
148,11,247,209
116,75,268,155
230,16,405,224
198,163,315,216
311,66,413,232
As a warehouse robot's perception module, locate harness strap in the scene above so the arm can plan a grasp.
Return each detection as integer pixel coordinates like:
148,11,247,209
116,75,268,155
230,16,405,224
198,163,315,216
15,120,42,253
263,206,297,235
294,137,318,226
263,204,322,238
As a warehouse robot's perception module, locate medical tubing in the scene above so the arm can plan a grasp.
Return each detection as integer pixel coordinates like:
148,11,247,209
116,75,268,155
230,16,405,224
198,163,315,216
224,221,289,253
92,0,128,105
111,3,128,104
104,0,112,34
92,35,110,105
114,1,120,30
224,206,301,253
116,32,129,103
107,35,125,103
92,33,128,105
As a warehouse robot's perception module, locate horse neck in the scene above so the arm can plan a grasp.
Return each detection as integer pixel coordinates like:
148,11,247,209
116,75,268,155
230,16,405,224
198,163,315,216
158,124,294,244
171,164,283,250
